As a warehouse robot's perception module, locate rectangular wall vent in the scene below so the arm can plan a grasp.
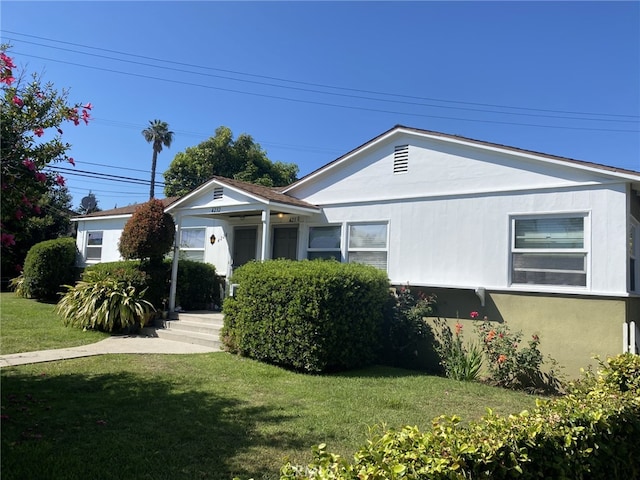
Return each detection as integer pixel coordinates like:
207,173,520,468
213,187,223,200
393,145,409,174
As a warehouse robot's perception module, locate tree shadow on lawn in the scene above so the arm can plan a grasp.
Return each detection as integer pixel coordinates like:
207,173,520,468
1,368,312,480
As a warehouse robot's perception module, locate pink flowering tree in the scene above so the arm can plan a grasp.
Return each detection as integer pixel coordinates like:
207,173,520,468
0,47,91,282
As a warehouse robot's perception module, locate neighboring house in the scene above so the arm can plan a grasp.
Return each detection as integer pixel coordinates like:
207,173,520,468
73,125,640,376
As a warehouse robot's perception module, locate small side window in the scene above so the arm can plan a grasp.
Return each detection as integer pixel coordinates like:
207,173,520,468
307,226,341,261
180,228,206,262
86,231,103,261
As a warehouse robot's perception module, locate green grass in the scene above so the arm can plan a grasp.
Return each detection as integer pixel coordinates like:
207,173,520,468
1,293,539,480
0,292,109,354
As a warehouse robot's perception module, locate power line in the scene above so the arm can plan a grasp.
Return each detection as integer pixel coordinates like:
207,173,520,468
44,166,165,187
11,51,640,134
8,38,639,124
4,29,638,120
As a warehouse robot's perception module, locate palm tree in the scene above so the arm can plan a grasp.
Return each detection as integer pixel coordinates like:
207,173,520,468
142,119,174,199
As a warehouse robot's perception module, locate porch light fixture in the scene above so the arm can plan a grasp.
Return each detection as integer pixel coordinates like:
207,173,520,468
209,234,216,245
277,212,284,219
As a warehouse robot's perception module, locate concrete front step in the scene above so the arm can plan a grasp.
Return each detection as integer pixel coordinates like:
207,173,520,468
141,311,225,350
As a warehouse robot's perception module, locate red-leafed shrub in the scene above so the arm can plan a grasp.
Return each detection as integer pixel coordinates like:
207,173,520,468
118,199,174,261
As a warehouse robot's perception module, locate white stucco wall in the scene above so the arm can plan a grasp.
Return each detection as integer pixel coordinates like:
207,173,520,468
75,217,128,266
308,183,627,296
288,131,631,297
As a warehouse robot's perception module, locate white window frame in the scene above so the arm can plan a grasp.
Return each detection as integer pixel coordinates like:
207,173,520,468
510,213,589,288
86,230,103,261
179,227,206,262
307,225,342,261
347,222,389,271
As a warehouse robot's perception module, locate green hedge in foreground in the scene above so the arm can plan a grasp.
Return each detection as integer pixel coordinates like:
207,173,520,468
281,353,640,479
222,259,390,373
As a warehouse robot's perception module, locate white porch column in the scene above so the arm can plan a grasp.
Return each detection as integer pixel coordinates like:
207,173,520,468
169,213,182,313
260,207,271,261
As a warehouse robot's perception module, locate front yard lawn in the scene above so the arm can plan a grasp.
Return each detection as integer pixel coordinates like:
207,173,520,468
1,293,539,480
0,292,109,354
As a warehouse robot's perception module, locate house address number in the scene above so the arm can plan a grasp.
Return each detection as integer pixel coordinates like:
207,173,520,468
210,207,222,213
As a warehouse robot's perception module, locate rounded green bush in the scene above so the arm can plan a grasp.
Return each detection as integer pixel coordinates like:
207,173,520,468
222,259,390,373
22,237,77,300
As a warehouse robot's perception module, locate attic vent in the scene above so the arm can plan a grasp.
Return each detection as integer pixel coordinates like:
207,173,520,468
393,145,409,174
213,187,223,200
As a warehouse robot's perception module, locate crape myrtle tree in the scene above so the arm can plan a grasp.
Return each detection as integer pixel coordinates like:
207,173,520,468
163,125,299,197
142,119,174,200
0,47,91,283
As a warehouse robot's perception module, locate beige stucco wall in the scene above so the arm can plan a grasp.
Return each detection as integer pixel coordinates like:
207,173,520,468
417,287,628,379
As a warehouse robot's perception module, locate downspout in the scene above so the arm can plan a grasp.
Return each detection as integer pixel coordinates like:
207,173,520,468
169,212,182,313
260,207,271,261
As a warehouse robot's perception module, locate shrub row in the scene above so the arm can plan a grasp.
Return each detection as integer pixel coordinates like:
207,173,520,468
281,353,640,479
56,259,220,333
222,259,390,373
83,259,220,311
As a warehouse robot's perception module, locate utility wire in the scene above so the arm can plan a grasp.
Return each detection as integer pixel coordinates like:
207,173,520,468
7,37,638,124
44,166,165,187
11,52,639,134
4,29,638,119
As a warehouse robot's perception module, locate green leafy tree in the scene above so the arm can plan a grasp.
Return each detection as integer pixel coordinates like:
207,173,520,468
142,119,174,199
0,47,91,282
118,199,175,262
163,125,299,197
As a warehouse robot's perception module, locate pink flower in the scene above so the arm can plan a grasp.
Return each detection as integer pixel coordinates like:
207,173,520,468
34,127,44,137
1,233,16,247
455,322,463,335
21,195,32,207
12,96,23,107
55,174,65,186
35,172,47,183
15,209,24,220
68,157,75,166
470,311,479,319
36,91,45,99
498,354,507,364
0,52,16,69
22,159,36,171
33,205,41,215
81,109,90,125
1,74,15,85
83,102,93,110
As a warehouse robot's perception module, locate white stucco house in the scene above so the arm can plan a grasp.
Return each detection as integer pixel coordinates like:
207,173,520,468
73,125,640,375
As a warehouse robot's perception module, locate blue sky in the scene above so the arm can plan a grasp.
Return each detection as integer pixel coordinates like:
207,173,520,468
2,1,639,211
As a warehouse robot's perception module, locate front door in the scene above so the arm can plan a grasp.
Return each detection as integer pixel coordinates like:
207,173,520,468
233,227,257,267
272,226,298,260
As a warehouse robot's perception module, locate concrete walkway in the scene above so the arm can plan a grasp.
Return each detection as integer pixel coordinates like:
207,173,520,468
0,335,218,368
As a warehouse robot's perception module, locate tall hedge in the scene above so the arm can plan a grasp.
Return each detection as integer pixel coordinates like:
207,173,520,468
222,259,390,373
22,237,77,300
